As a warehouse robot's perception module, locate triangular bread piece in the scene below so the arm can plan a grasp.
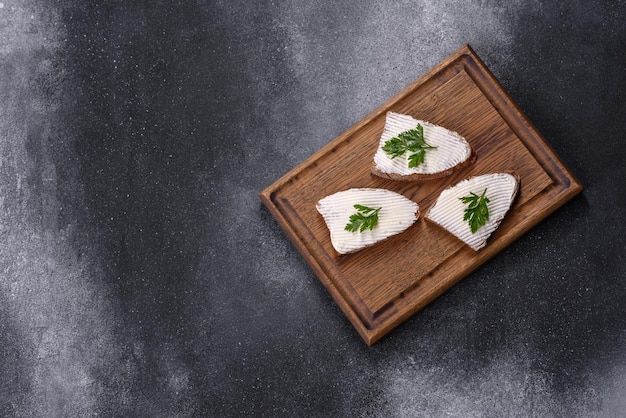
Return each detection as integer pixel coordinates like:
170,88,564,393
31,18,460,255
372,112,475,181
426,173,519,251
317,188,419,254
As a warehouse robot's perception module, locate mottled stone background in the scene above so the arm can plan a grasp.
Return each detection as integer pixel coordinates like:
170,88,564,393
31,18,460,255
1,0,625,416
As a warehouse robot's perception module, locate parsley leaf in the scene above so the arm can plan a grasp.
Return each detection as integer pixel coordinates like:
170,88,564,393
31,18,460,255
459,188,490,234
408,149,426,168
345,204,381,233
382,124,437,168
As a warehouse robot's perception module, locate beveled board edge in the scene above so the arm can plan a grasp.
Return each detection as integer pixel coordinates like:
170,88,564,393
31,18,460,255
260,44,583,346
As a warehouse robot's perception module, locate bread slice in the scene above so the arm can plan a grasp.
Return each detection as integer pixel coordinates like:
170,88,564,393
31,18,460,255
426,173,519,251
372,112,475,181
316,188,419,254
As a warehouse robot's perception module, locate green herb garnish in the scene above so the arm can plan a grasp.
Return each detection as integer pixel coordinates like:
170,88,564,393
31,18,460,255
382,124,437,168
345,204,381,233
459,188,490,234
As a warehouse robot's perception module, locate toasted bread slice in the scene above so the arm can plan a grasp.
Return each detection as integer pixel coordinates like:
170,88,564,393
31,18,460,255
426,173,519,251
317,188,419,254
372,112,475,181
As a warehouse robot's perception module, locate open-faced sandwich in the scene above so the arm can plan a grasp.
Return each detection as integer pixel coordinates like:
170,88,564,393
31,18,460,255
372,112,475,181
426,172,520,251
317,188,419,254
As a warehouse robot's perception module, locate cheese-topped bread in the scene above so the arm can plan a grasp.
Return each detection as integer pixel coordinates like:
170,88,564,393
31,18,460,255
372,112,475,181
316,188,419,255
426,173,519,251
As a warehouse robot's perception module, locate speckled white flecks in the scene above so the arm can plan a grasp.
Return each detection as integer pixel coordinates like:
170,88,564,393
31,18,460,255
255,0,546,173
376,348,599,417
0,3,124,416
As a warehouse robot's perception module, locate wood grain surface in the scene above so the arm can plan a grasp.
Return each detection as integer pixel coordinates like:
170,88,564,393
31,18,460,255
260,44,583,346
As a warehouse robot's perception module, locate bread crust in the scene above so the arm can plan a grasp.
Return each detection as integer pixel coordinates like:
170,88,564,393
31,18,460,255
371,147,477,182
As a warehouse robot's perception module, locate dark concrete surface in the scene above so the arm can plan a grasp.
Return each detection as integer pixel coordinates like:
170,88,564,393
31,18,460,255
1,0,625,416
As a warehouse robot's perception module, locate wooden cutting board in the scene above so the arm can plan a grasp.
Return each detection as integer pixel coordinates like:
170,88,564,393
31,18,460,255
259,44,583,346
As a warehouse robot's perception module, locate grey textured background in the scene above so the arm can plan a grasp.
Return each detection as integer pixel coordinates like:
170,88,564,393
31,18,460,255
1,0,625,416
